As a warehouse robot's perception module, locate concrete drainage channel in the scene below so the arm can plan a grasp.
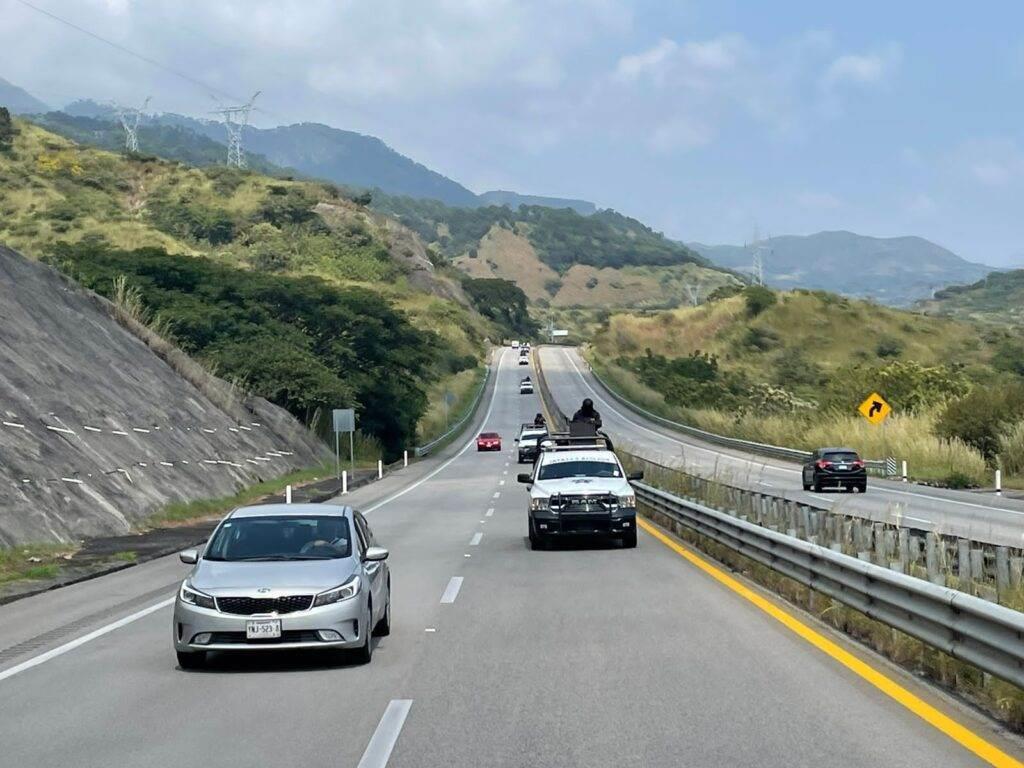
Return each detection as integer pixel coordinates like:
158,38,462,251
0,353,499,606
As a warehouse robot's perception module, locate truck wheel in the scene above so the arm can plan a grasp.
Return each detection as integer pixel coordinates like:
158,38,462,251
529,520,545,550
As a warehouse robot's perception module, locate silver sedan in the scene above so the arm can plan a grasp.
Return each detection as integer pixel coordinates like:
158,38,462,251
172,504,390,668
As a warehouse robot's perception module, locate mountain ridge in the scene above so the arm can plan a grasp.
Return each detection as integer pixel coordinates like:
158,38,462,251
689,230,996,306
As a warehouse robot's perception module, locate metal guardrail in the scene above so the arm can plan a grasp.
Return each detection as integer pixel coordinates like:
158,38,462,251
414,361,492,458
586,362,892,475
636,481,1024,688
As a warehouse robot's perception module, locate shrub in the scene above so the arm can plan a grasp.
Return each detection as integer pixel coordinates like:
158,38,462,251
997,420,1024,477
743,285,776,316
875,337,904,358
544,278,563,297
936,383,1024,461
743,326,780,352
0,107,16,154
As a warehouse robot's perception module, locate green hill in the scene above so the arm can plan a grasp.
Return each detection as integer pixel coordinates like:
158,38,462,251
0,118,491,456
920,270,1024,325
590,286,1024,484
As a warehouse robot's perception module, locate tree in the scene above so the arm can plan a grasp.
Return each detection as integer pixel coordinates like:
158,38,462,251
462,277,537,337
0,107,15,154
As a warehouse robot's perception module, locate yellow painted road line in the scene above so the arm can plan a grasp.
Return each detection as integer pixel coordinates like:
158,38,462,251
637,517,1023,768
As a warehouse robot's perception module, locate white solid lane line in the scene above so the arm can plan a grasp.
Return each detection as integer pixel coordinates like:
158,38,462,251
469,532,483,546
440,577,464,603
492,492,500,499
356,699,413,768
485,508,494,517
0,597,174,683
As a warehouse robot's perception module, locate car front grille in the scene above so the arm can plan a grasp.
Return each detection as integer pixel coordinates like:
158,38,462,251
560,518,612,533
550,493,618,514
216,595,314,615
205,630,321,645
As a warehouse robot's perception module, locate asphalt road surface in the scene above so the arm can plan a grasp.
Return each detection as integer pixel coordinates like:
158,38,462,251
539,346,1024,549
0,347,1020,767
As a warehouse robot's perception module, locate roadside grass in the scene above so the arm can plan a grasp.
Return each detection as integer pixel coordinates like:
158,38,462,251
417,364,486,447
591,355,990,485
0,543,73,586
145,462,336,527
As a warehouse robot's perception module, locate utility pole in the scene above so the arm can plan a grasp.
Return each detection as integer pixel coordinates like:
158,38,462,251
113,96,150,153
211,91,260,168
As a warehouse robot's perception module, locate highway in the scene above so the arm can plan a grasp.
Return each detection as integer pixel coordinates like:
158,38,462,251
539,346,1024,548
0,348,1020,767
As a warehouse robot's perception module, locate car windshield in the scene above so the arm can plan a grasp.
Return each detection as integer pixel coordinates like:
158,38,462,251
538,460,621,480
824,452,860,463
479,433,499,439
204,515,353,561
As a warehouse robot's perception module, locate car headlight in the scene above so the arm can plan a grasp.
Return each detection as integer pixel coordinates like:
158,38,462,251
180,581,216,610
530,496,551,513
313,575,360,607
618,494,636,509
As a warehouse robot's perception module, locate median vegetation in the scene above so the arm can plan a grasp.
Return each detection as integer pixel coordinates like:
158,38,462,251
592,287,1024,485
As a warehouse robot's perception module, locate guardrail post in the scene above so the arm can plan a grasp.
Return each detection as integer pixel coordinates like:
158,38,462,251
996,546,1011,599
285,485,292,504
897,529,910,573
970,549,985,587
378,459,383,480
925,533,942,585
403,450,408,468
901,460,908,482
995,469,1002,496
957,539,971,584
342,470,348,495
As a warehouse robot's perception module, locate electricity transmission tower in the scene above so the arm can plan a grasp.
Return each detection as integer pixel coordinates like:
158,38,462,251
113,97,150,153
211,91,260,168
684,283,701,306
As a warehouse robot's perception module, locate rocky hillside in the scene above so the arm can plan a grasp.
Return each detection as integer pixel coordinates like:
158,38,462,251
919,270,1024,325
0,245,327,546
690,231,995,306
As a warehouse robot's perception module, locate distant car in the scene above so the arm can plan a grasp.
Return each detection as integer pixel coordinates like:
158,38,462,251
520,379,534,394
802,448,867,493
519,356,530,366
173,504,390,668
477,432,502,451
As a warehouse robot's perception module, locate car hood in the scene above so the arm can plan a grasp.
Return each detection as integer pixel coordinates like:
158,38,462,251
188,558,358,596
533,477,633,496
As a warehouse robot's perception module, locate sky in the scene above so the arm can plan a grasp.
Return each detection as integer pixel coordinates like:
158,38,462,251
2,0,1023,265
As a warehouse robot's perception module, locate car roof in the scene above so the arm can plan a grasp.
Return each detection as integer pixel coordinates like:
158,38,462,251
479,432,500,437
229,503,353,519
819,447,858,454
540,450,618,464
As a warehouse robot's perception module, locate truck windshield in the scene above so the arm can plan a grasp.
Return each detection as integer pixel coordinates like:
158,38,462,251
538,461,621,480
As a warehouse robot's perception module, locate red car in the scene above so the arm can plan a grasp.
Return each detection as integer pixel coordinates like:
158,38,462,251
476,432,502,451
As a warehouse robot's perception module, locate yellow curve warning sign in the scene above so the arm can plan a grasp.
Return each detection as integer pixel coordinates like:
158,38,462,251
858,392,892,425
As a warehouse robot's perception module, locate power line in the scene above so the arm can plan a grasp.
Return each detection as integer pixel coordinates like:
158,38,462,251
12,0,276,118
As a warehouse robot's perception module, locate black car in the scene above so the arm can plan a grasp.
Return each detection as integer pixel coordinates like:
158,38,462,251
802,447,866,493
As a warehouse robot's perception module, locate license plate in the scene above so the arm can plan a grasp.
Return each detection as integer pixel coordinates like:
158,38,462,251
246,619,281,639
837,464,848,471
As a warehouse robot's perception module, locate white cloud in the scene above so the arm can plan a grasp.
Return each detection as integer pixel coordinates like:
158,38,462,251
614,39,678,83
957,138,1024,186
822,44,901,89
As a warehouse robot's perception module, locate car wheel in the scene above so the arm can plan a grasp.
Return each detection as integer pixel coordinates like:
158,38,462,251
802,480,811,491
621,529,637,548
176,650,206,670
352,601,373,664
813,479,824,493
373,581,391,637
858,482,867,493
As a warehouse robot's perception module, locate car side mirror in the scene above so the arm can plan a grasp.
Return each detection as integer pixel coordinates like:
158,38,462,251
364,546,389,562
179,549,199,565
517,473,533,484
514,437,519,443
627,471,644,482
